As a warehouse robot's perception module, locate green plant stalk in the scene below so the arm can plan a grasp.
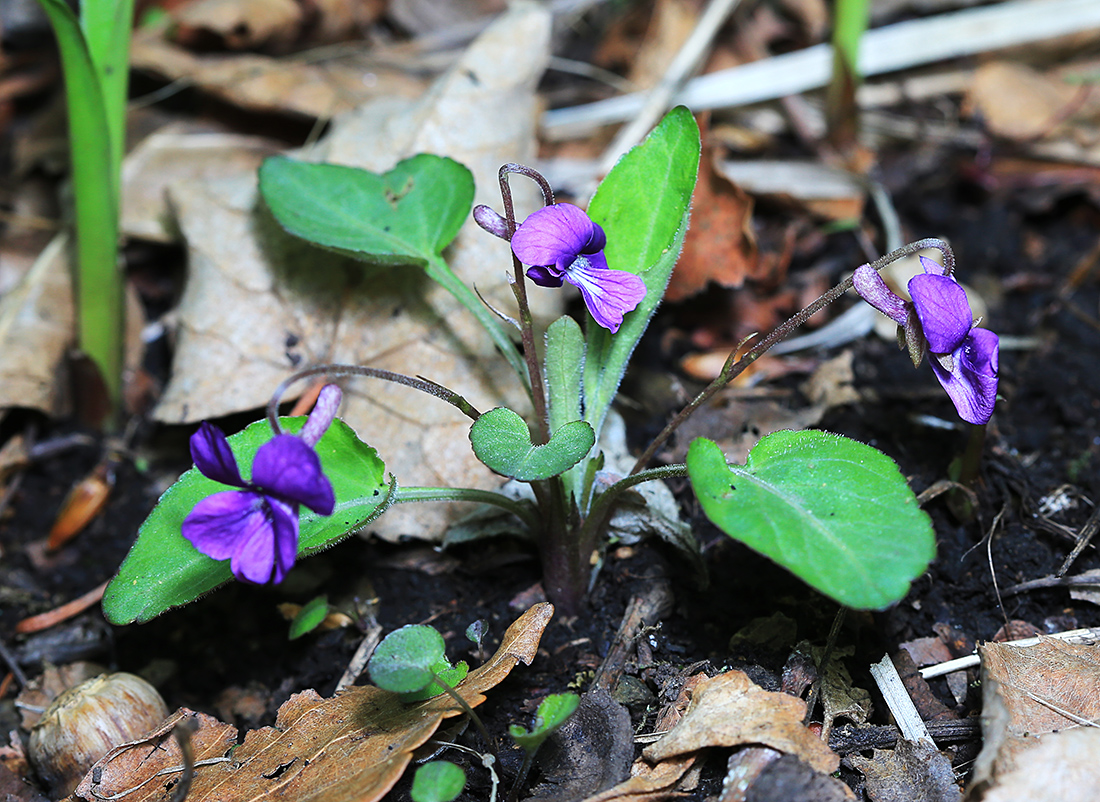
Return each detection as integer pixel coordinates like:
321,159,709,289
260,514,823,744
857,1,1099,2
36,0,134,416
826,0,870,150
393,486,540,533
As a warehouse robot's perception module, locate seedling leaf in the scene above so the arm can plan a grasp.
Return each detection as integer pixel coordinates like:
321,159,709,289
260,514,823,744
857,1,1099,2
288,595,330,640
509,692,580,752
369,625,447,694
411,761,466,802
399,660,470,703
470,407,595,481
687,431,935,609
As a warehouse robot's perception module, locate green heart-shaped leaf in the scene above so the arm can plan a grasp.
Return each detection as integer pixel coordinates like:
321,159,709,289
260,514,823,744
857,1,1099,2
470,408,595,482
687,430,935,610
258,154,474,266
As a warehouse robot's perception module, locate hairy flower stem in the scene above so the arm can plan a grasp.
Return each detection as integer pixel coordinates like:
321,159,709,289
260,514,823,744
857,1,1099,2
392,486,540,533
265,364,481,436
498,164,555,444
630,238,955,476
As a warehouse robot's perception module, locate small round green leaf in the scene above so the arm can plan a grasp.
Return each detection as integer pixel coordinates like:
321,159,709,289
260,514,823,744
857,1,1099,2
470,407,595,481
399,659,469,703
288,595,330,640
687,431,935,610
411,761,466,802
368,625,447,694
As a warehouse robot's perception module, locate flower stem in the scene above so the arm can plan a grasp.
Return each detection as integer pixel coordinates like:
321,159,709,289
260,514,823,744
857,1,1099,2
265,364,481,436
629,238,956,476
498,164,555,444
393,485,540,533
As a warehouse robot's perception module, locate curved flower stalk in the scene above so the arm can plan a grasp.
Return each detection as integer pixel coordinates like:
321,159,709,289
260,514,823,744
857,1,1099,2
181,385,340,583
510,203,647,334
853,256,999,424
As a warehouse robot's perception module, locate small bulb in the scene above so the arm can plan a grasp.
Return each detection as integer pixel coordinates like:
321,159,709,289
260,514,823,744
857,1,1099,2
28,672,169,797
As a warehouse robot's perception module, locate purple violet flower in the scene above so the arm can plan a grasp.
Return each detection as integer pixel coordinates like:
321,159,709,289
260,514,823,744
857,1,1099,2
181,385,340,584
510,203,647,334
853,257,999,425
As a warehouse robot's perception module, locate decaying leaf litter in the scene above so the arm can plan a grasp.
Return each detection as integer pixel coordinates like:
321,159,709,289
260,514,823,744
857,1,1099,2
4,0,1100,799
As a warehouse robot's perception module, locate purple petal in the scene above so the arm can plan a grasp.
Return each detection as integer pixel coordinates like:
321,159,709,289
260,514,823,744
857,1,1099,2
266,498,300,583
929,328,999,425
182,490,265,561
581,222,606,255
526,265,565,288
511,204,596,268
251,434,335,515
299,384,342,448
562,257,647,333
852,265,908,326
908,273,973,354
190,422,245,487
918,255,947,276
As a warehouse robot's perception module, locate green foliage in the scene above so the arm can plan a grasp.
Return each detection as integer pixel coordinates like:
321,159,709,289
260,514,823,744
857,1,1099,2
288,595,330,640
583,107,700,445
102,417,388,625
258,155,473,268
258,154,527,383
368,624,446,694
470,407,595,482
544,316,585,436
35,0,133,413
686,431,935,609
398,658,469,703
509,693,579,753
410,761,466,802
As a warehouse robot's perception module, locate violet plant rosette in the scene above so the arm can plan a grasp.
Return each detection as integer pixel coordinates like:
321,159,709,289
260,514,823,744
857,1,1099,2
853,256,999,425
181,385,341,583
510,203,647,334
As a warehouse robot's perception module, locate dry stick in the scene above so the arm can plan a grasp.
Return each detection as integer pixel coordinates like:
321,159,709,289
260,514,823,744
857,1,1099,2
920,627,1100,680
0,637,28,689
1056,504,1100,577
15,580,109,634
596,0,744,177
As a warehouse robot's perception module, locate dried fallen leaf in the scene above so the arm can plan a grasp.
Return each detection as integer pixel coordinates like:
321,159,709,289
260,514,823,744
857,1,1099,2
965,61,1100,142
171,0,303,51
130,32,425,119
667,138,760,302
643,670,838,775
77,603,553,802
152,3,556,542
847,739,961,802
972,636,1100,793
979,728,1100,802
0,234,72,415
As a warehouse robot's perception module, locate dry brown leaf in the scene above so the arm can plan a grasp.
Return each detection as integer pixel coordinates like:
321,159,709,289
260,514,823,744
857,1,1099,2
581,754,697,802
627,0,699,90
965,61,1100,142
847,739,960,802
972,637,1100,796
979,728,1100,802
171,0,303,51
121,124,283,243
0,234,71,415
152,3,556,542
667,139,760,302
130,32,426,119
642,670,839,774
77,603,553,802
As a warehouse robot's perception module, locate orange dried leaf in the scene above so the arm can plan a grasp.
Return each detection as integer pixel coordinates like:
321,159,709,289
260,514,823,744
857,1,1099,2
666,140,760,302
76,603,554,802
47,464,113,550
